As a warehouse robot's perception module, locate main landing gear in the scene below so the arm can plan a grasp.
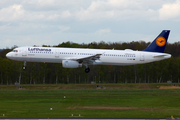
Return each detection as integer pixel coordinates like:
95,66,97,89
85,67,90,73
84,64,90,73
23,61,26,70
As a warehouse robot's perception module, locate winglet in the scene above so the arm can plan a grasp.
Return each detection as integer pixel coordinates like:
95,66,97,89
143,30,170,53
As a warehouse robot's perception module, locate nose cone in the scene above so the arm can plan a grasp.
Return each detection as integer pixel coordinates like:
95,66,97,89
6,52,14,60
6,52,10,58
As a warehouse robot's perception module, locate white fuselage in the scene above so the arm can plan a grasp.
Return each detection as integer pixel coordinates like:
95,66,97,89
6,47,171,66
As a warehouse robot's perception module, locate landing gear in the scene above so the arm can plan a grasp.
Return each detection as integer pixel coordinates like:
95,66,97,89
85,67,90,73
23,61,26,70
84,64,90,73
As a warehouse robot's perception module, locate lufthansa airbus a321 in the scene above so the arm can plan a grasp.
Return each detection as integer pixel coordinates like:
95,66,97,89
6,30,171,73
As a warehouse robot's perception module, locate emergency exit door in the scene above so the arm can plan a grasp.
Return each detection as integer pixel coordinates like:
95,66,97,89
22,48,27,56
140,53,144,61
55,49,59,58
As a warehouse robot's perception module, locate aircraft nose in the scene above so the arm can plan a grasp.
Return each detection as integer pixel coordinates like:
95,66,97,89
6,53,10,58
6,52,12,59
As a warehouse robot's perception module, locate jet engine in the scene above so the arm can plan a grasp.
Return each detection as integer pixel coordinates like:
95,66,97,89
62,60,82,68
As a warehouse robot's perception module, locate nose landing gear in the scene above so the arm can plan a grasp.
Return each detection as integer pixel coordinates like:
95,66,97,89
23,61,26,70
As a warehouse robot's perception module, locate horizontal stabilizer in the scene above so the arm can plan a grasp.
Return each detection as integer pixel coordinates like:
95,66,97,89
153,54,171,58
153,55,167,58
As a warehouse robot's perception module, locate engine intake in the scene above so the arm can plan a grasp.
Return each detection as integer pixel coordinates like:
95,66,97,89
62,60,82,68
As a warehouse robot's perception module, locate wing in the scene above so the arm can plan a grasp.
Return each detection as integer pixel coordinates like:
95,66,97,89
68,54,102,64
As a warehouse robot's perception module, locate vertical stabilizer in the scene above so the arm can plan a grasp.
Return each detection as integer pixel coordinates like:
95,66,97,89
143,30,170,53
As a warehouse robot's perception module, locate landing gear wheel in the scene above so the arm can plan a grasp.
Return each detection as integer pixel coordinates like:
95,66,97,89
23,66,26,70
85,67,90,73
23,61,26,70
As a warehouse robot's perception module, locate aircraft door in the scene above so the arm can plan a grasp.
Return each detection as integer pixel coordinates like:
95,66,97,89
140,53,144,61
55,49,59,58
22,48,27,56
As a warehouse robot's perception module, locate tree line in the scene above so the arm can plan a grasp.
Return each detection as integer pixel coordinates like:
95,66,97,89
1,41,180,85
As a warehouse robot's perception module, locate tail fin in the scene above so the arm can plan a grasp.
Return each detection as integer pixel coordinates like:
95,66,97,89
143,30,170,53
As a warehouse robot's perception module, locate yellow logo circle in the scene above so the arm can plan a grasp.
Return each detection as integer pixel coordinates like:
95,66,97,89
156,36,166,47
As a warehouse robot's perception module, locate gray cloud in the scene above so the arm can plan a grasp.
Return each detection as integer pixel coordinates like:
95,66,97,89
0,0,180,48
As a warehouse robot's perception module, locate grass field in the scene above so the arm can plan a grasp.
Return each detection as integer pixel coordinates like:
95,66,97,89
0,83,180,118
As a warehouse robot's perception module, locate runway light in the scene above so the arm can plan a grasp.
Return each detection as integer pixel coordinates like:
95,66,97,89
64,96,66,98
50,108,53,110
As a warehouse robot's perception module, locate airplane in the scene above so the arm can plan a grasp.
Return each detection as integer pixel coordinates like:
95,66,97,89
6,30,171,73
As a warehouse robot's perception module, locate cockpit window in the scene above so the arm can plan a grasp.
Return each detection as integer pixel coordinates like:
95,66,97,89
12,50,18,52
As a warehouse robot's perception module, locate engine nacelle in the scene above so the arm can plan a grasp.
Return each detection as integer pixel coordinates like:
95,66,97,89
62,60,82,68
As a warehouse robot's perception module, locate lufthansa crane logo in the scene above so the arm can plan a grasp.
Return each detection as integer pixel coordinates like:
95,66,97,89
156,36,166,47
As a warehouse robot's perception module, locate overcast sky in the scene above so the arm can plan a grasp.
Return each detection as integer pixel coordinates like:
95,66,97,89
0,0,180,49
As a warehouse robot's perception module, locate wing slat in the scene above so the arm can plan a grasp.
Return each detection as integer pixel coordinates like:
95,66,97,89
68,54,102,64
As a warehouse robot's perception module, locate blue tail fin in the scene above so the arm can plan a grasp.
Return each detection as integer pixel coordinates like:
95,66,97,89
143,30,170,53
